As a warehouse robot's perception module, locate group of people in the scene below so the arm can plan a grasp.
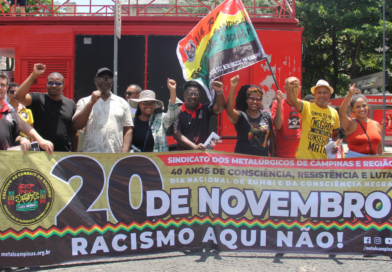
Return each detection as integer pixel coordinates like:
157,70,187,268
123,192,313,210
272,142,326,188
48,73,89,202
0,63,384,159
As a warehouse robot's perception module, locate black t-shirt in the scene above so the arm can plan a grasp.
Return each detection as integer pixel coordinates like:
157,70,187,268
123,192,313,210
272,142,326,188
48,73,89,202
0,106,20,150
27,92,76,152
173,103,214,150
234,110,272,156
133,116,154,152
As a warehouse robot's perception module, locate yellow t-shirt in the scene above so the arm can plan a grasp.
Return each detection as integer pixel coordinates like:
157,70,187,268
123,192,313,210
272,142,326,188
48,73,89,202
296,101,340,159
18,107,34,138
19,107,34,126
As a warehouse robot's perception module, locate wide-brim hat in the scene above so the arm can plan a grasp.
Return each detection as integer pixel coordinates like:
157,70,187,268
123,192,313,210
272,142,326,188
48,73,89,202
310,79,334,94
129,90,164,110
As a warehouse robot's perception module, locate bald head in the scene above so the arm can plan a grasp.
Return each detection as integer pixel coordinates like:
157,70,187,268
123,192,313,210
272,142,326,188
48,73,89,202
48,72,64,83
128,84,142,94
125,84,142,100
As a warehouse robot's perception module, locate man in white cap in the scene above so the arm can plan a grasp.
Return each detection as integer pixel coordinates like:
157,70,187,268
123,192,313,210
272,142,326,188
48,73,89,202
72,67,134,153
288,79,340,159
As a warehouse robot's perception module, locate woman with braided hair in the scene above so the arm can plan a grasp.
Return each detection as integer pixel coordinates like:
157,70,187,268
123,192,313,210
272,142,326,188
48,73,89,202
226,75,275,157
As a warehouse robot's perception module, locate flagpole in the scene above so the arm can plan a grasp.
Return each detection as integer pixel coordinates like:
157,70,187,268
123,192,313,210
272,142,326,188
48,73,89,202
381,0,386,151
266,58,279,90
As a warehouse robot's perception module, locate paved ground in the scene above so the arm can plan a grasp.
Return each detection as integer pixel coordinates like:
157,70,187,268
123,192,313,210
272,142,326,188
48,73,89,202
2,251,392,272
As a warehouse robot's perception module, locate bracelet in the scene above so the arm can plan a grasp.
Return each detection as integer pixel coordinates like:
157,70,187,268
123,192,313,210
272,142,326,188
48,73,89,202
216,91,223,95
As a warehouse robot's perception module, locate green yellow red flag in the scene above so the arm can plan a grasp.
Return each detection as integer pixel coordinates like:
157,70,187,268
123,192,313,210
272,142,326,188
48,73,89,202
177,0,267,101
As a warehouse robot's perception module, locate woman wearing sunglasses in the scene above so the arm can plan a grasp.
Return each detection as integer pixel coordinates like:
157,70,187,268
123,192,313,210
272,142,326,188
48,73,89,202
226,75,275,157
128,79,179,152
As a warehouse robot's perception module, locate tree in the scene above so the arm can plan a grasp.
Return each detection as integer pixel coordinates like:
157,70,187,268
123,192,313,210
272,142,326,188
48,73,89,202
1,0,66,15
297,0,392,96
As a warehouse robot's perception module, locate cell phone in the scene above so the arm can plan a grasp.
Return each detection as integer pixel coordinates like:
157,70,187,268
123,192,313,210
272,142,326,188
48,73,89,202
30,141,40,151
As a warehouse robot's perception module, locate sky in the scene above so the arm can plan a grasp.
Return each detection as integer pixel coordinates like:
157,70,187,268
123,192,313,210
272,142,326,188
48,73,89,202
61,0,117,14
59,0,169,14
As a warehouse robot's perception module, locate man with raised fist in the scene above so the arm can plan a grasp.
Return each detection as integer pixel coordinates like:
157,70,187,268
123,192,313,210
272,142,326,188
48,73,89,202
15,63,78,152
72,67,133,153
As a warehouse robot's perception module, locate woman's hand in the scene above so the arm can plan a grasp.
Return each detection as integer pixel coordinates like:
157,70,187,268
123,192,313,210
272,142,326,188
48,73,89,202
347,83,356,97
167,78,177,105
230,75,239,88
276,90,284,104
167,78,176,92
38,139,54,155
20,137,31,155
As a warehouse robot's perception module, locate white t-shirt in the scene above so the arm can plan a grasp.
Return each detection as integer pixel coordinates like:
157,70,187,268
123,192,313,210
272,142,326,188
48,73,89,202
75,93,134,153
129,105,137,118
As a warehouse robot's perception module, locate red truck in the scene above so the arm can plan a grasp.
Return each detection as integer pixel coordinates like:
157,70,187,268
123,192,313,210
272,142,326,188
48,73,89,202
0,0,303,152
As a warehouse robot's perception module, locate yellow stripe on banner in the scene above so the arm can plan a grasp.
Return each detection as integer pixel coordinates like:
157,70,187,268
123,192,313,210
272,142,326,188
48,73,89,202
184,11,247,79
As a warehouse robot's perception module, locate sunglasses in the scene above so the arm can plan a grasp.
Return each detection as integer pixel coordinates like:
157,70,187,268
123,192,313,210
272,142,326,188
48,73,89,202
97,77,113,83
186,92,200,97
125,92,137,96
141,101,155,106
8,89,15,94
47,82,63,87
248,97,262,102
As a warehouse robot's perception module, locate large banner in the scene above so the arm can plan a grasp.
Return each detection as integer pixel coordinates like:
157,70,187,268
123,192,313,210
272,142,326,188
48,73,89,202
1,151,392,267
176,0,266,102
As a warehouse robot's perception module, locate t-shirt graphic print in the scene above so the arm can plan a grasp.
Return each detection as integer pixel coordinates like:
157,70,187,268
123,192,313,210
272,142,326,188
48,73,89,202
234,110,272,157
296,101,340,159
248,120,269,148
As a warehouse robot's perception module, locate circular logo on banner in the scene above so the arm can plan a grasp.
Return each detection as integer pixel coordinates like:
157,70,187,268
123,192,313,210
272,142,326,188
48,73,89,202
0,169,54,226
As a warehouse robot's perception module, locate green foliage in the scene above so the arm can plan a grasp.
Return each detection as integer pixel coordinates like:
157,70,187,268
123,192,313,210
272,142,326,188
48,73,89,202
1,0,65,15
297,0,392,96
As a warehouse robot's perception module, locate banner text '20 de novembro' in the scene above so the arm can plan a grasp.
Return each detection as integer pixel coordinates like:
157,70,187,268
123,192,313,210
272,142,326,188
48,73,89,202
1,151,392,267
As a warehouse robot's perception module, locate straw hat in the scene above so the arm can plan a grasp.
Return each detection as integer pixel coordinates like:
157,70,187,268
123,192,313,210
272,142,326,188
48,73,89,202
310,79,334,94
129,90,164,110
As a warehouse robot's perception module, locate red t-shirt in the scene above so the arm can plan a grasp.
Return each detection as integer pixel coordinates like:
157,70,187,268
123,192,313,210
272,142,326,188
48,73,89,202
271,100,302,158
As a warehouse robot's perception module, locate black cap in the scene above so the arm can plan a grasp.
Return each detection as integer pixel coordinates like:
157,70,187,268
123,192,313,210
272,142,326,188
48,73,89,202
96,67,114,77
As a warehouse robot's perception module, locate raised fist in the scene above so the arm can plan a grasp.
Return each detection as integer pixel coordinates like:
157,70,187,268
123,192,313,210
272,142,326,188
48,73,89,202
230,75,239,88
33,63,46,76
167,78,177,92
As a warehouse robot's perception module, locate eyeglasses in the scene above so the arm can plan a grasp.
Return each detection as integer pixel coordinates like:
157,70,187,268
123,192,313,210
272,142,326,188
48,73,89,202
8,89,15,94
97,77,113,83
186,92,200,97
125,92,137,96
248,97,262,102
141,101,155,106
47,82,63,87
